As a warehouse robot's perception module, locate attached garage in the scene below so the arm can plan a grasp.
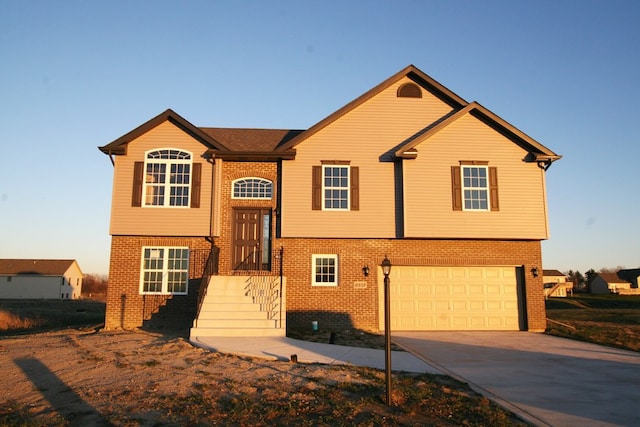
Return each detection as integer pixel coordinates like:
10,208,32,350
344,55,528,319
379,266,523,331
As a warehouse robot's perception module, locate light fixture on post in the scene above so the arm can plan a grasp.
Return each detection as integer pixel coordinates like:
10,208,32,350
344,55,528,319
381,255,392,406
362,265,370,277
531,267,539,278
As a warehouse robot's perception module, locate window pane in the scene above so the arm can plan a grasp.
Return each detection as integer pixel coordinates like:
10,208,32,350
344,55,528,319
323,166,349,210
462,166,489,211
144,150,191,207
232,178,273,199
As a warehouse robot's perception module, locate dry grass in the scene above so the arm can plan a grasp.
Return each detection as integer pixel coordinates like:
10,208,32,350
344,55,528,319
546,294,640,352
0,300,105,335
0,310,42,331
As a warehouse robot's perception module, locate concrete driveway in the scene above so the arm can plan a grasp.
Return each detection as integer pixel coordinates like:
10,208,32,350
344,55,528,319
392,332,640,427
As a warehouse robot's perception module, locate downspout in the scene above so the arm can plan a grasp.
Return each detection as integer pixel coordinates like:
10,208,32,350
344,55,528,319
279,246,284,329
205,153,216,239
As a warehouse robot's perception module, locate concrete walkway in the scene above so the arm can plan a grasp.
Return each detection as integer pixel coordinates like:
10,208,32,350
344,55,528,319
192,332,640,426
393,332,640,427
191,335,439,374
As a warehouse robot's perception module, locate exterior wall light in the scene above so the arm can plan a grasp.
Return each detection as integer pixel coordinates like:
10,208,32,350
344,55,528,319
531,267,539,278
362,265,370,277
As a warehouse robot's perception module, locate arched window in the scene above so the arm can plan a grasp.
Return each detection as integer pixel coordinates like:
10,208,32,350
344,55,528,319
397,83,422,98
143,149,192,207
232,177,273,199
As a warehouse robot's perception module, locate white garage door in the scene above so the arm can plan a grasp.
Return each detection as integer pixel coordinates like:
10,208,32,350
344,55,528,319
379,266,520,331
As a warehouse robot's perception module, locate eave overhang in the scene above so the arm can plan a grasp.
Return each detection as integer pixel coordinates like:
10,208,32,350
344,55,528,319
98,109,229,156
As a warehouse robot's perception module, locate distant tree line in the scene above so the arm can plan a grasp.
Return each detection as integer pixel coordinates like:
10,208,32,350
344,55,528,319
82,274,108,300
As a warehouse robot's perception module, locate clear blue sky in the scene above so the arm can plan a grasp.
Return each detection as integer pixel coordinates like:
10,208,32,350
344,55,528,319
1,0,638,275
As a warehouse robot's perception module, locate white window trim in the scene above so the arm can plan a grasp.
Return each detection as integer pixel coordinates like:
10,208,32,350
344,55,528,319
461,165,490,212
139,246,190,295
142,148,193,208
322,165,350,211
312,254,339,286
231,177,273,199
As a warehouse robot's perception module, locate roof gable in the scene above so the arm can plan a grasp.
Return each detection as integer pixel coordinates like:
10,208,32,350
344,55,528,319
394,102,561,167
597,272,630,284
99,109,230,155
277,65,468,152
0,259,79,276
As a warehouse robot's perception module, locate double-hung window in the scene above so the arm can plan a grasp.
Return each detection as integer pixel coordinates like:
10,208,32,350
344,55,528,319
312,254,338,286
451,163,499,212
311,163,359,211
323,166,349,210
140,247,189,295
462,166,489,210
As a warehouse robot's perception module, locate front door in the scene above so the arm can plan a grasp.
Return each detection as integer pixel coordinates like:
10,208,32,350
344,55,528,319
232,208,271,271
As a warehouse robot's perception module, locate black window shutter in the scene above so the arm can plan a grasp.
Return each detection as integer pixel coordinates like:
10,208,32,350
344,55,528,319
190,163,202,208
132,161,144,207
350,166,359,211
451,166,462,211
312,166,322,210
489,167,499,211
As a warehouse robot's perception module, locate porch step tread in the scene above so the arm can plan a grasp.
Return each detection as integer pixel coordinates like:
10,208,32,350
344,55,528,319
197,311,271,320
190,328,286,338
195,319,279,328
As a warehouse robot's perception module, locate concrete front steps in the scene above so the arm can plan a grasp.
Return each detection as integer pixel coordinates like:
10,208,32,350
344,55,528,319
190,275,286,338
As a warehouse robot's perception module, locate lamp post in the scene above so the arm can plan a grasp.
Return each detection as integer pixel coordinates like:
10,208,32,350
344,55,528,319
381,255,392,406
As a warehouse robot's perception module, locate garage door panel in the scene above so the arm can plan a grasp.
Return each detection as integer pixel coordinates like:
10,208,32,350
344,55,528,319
381,266,520,331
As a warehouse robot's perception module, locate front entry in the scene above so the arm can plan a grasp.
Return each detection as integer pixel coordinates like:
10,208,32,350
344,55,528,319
232,208,271,271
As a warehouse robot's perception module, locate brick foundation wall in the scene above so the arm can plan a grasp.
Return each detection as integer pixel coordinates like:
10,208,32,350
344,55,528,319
104,236,212,330
279,238,545,332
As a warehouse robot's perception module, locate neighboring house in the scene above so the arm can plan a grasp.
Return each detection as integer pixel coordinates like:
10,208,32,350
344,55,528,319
99,65,561,336
543,269,573,298
617,268,640,291
0,259,83,299
590,272,631,294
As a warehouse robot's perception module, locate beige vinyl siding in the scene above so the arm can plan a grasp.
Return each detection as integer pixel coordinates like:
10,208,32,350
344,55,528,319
281,77,454,238
109,121,213,236
403,113,549,239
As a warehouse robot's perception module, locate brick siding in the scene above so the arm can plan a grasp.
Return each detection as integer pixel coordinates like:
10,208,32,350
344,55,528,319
104,236,212,330
278,238,545,332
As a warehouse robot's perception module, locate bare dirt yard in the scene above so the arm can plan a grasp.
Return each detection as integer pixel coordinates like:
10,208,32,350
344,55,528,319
0,301,524,426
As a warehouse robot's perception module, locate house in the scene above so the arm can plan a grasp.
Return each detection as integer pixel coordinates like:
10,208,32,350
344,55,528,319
99,65,561,336
0,259,83,299
590,272,631,294
617,268,640,295
543,269,573,298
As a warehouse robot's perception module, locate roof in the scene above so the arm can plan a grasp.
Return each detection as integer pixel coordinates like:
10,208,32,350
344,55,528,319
98,65,560,165
543,269,566,277
99,109,229,155
201,128,303,152
0,259,80,276
276,64,468,152
597,272,630,284
99,110,299,161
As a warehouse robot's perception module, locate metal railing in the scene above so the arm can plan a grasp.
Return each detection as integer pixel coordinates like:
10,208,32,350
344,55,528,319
195,246,219,326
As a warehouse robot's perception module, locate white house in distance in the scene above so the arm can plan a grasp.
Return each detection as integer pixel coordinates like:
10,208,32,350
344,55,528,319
543,269,573,298
0,259,83,299
590,272,631,295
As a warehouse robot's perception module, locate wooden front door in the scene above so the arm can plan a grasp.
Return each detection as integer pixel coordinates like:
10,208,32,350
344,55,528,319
232,208,271,271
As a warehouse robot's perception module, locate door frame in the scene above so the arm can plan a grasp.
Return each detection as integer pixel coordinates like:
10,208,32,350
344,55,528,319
231,207,272,271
